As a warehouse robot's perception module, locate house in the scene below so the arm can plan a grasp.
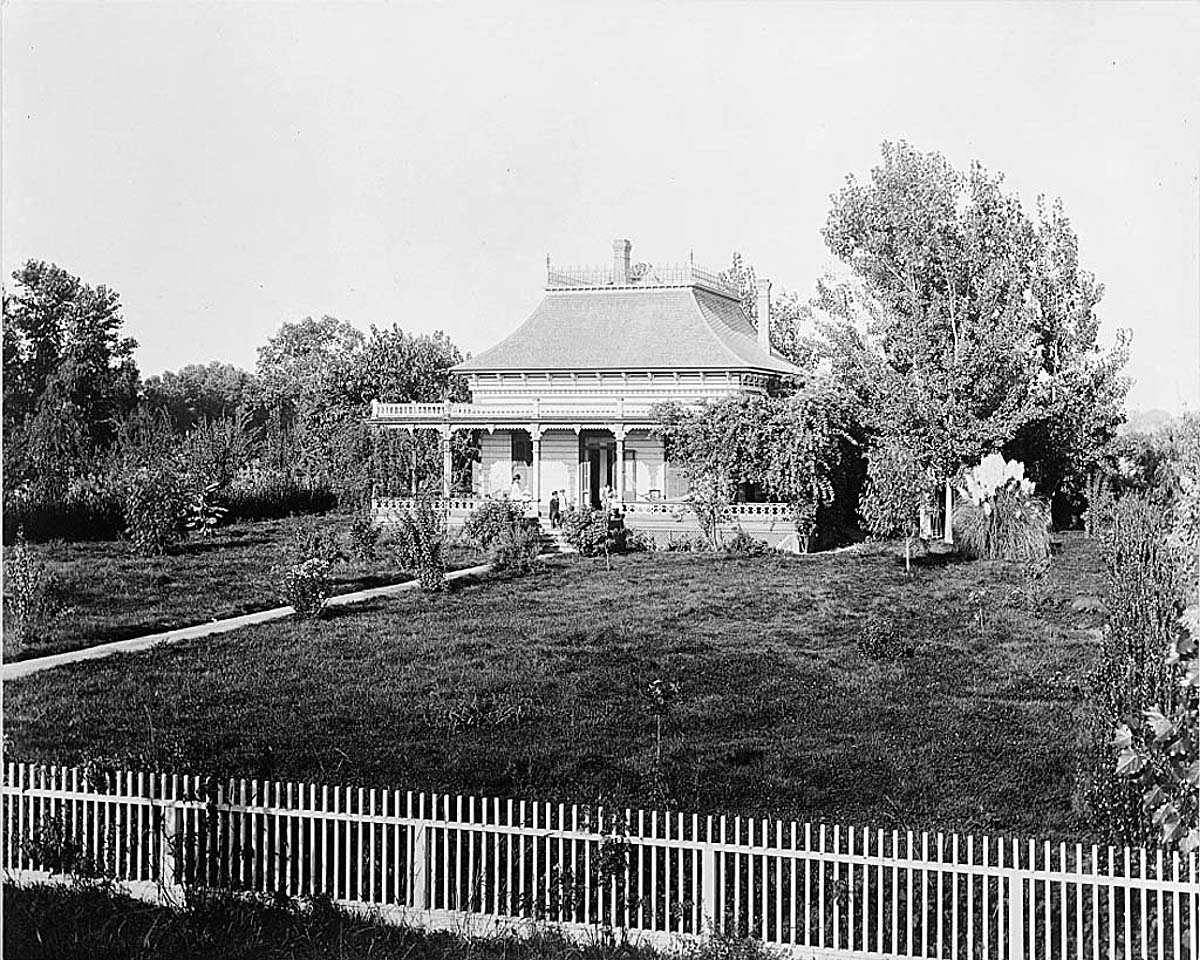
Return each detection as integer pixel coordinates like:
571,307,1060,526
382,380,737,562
369,239,804,544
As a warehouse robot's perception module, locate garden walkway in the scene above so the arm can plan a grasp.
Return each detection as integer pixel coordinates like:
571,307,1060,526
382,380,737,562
2,562,493,682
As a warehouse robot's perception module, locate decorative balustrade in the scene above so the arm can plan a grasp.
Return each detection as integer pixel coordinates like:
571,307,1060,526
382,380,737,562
546,261,740,299
370,400,663,424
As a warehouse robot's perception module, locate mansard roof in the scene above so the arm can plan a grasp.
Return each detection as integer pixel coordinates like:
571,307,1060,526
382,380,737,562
454,285,802,377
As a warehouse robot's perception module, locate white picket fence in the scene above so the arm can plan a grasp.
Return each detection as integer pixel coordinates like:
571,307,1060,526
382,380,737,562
3,762,1198,959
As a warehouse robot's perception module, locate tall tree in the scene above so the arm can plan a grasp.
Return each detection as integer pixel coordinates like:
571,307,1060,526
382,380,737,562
3,261,139,489
143,362,258,431
822,141,1128,526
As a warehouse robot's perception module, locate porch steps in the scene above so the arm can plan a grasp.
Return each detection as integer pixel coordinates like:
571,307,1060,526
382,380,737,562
537,529,576,555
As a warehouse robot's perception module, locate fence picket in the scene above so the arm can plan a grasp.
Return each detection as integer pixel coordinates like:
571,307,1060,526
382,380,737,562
4,763,1197,958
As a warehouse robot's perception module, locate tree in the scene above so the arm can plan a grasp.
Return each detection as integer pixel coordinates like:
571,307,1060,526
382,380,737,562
823,142,1128,529
1005,200,1130,523
858,440,931,573
143,362,258,431
3,261,140,490
255,317,469,504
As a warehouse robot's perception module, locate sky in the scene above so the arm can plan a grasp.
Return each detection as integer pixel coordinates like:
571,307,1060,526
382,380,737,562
3,1,1198,414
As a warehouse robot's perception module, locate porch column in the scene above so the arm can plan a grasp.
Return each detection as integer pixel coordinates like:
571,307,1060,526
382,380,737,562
614,427,626,504
530,425,542,515
441,427,453,499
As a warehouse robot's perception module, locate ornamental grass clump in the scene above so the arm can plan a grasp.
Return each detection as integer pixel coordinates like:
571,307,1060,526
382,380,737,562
956,453,1051,563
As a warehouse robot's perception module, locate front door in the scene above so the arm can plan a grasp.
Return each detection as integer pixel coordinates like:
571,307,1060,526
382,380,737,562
580,432,617,509
588,449,602,509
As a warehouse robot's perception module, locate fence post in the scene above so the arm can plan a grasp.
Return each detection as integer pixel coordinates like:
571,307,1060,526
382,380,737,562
702,815,717,934
1008,873,1025,960
158,774,183,905
412,793,428,911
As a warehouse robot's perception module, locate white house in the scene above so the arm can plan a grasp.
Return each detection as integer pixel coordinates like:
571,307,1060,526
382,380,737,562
369,239,805,544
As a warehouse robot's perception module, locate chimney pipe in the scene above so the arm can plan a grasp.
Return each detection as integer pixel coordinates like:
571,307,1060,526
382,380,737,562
756,277,772,353
612,239,631,285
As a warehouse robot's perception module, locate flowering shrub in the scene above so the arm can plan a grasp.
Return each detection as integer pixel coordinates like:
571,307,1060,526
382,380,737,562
124,464,189,556
956,453,1050,562
279,557,331,619
463,499,526,550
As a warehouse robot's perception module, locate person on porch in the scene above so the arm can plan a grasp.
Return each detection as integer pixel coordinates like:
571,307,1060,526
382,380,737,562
509,473,524,500
549,490,561,528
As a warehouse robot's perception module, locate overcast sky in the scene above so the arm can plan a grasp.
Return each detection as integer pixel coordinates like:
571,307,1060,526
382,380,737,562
3,1,1197,413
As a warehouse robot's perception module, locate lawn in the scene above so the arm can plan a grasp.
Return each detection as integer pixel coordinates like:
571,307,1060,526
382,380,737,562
4,882,685,960
2,516,485,661
4,534,1109,842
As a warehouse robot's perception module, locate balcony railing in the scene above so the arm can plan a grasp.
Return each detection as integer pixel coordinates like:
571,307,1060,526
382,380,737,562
370,399,667,422
546,261,740,299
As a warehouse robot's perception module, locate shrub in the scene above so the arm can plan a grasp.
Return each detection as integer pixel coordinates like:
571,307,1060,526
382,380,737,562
1077,492,1184,846
279,557,331,618
488,521,541,575
221,467,337,522
4,530,55,651
725,528,768,556
1083,471,1116,538
463,498,525,549
3,475,124,543
561,507,615,557
289,522,347,567
124,464,189,556
857,612,913,661
394,498,446,592
348,513,380,562
625,528,658,553
957,453,1051,563
665,533,711,552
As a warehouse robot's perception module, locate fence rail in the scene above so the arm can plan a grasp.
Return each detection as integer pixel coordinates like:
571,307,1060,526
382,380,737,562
4,763,1198,959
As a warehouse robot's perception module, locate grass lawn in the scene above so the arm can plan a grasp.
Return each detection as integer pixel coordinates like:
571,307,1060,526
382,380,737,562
5,533,1109,842
5,882,686,960
2,516,485,662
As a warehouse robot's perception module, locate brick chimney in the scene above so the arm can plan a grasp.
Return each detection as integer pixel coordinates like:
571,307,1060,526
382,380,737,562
756,277,772,353
612,239,631,285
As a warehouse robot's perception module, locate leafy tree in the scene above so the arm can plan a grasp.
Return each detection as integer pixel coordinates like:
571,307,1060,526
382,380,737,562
3,261,139,489
858,440,931,573
822,142,1128,529
1005,199,1130,523
824,142,1041,493
143,362,258,431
